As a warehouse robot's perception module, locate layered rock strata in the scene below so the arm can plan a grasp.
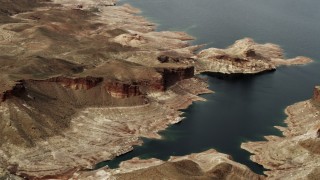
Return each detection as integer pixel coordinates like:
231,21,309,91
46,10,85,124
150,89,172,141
0,78,211,179
0,0,211,178
242,86,320,179
0,0,315,179
155,64,194,88
76,150,264,180
196,38,313,74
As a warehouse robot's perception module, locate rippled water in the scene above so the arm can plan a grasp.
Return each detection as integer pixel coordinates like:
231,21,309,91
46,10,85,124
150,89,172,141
97,0,320,174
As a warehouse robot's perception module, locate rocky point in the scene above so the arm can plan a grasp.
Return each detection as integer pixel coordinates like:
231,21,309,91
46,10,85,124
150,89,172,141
0,0,315,179
242,86,320,179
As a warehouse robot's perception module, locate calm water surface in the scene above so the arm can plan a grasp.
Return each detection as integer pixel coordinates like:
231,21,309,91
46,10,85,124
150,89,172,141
97,0,320,174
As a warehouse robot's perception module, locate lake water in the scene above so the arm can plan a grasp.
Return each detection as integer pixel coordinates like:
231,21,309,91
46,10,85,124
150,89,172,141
96,0,320,174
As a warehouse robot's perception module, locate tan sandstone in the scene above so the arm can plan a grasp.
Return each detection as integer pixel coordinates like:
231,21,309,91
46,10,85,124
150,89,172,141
242,87,320,179
75,150,264,180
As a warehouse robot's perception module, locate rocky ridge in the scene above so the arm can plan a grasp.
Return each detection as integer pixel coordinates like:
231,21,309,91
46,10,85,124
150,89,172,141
196,38,312,74
0,0,315,179
0,0,212,178
75,150,264,180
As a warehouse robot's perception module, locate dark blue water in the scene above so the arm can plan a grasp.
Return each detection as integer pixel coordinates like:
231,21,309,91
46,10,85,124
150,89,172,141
119,0,320,59
96,0,320,174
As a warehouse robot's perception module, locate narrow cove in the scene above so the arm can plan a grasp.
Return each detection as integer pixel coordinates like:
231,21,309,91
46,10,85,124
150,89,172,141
96,0,320,174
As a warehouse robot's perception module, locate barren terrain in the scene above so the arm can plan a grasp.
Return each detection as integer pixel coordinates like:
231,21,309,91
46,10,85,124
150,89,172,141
0,0,315,179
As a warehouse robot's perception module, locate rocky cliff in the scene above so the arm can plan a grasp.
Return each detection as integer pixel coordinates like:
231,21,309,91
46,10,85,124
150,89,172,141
104,81,142,98
155,64,194,88
196,38,312,74
242,86,320,179
0,63,194,101
0,0,212,178
0,0,315,179
0,77,144,103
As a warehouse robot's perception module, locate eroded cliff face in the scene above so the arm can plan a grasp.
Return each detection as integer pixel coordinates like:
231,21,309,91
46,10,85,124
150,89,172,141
196,38,312,74
0,0,212,178
0,63,195,102
0,66,198,148
104,81,142,98
155,64,194,88
38,76,104,90
0,0,315,179
0,77,212,179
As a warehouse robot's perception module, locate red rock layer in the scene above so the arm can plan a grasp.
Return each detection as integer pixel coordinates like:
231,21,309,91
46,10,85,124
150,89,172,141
0,65,194,101
104,78,166,98
1,77,103,102
104,81,142,98
0,76,161,102
0,66,194,101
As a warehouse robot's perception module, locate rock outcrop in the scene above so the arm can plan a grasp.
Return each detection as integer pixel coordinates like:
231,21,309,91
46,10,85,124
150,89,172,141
75,150,264,180
104,80,142,98
196,38,313,74
0,0,212,178
0,77,211,179
242,86,320,179
0,0,316,179
313,86,320,105
155,64,194,88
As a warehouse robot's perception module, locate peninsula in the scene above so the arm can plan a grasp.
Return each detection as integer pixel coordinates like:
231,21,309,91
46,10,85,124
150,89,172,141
0,0,315,179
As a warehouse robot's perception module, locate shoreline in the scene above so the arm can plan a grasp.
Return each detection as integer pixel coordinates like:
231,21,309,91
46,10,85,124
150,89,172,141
241,97,320,178
0,1,215,178
0,0,316,179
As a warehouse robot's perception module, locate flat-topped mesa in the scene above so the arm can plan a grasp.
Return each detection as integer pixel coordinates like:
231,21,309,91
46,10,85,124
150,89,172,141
196,38,313,74
0,64,193,102
30,77,154,101
30,76,104,90
155,64,194,89
104,64,194,98
0,77,104,103
105,78,166,98
0,77,151,147
0,76,150,107
29,76,163,98
313,86,320,105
